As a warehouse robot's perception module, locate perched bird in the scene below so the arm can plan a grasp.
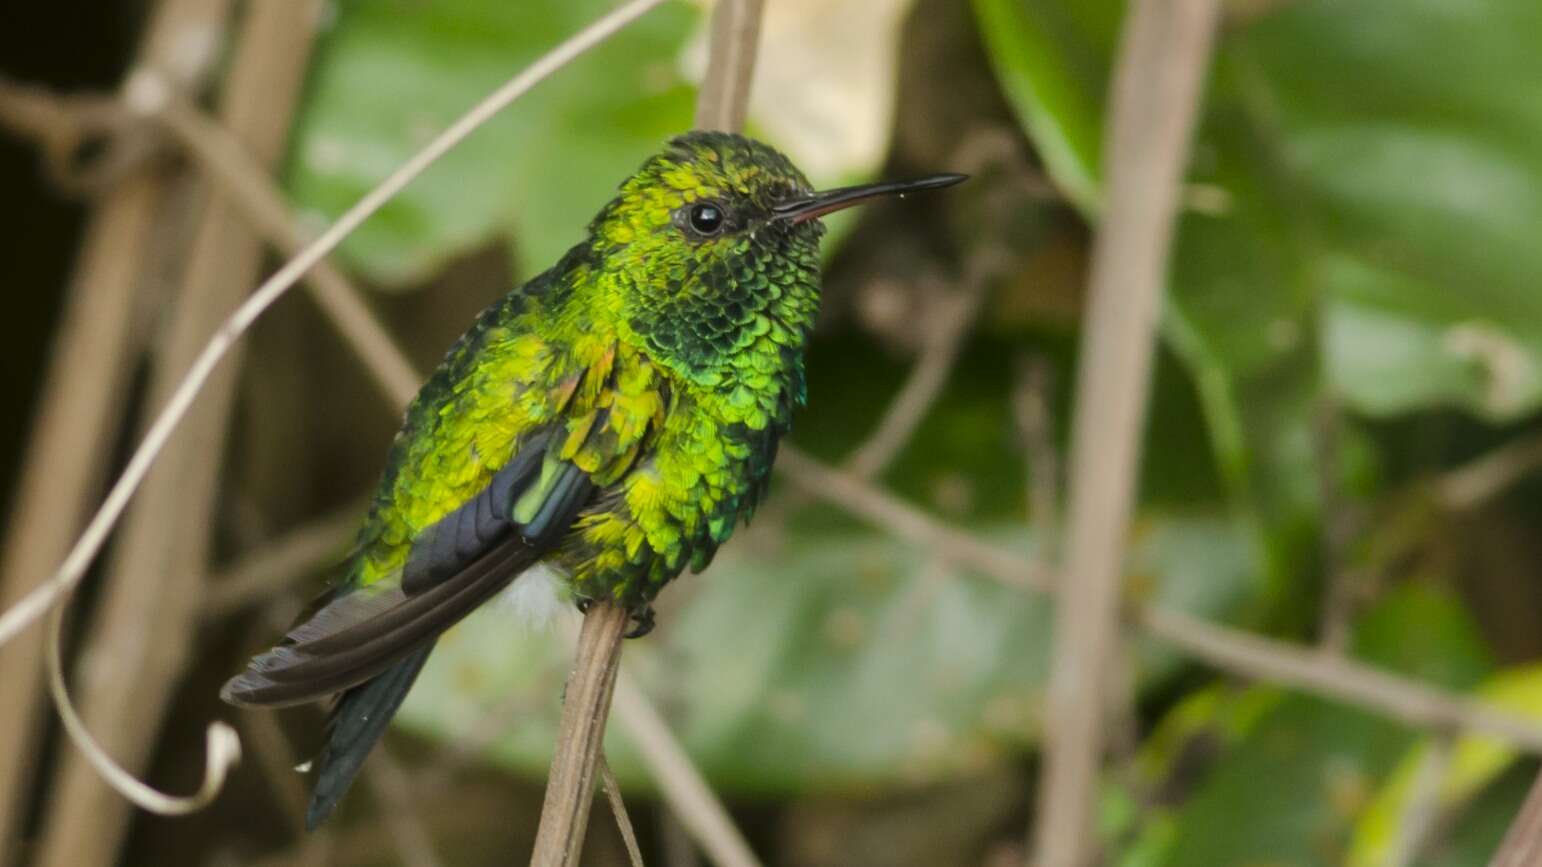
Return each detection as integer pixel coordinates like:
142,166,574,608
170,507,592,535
221,130,964,827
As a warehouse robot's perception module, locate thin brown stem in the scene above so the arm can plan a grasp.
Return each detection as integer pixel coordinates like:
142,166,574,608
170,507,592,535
530,601,629,867
1035,1,1220,863
599,755,646,867
693,0,764,133
36,5,319,864
1013,354,1060,554
1436,430,1542,511
843,276,989,481
612,675,762,867
777,444,1542,754
0,0,230,851
368,746,449,867
201,502,362,619
779,446,1052,591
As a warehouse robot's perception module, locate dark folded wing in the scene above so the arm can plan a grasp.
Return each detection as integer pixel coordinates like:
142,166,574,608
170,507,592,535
222,443,593,708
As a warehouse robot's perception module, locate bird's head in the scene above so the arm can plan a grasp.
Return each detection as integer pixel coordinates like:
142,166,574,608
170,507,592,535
583,131,963,383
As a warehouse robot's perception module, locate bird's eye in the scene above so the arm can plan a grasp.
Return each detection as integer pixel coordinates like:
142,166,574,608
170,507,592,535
688,202,724,236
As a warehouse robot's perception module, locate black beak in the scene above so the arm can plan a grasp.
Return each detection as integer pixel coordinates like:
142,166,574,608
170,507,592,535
771,173,968,224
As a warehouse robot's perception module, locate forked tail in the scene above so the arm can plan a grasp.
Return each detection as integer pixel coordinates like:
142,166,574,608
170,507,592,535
305,643,434,830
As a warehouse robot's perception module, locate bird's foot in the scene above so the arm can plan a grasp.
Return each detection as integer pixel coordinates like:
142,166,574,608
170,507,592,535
624,605,656,640
572,598,654,639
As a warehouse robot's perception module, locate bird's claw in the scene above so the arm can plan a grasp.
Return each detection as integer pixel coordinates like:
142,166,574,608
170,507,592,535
624,605,656,640
573,599,654,639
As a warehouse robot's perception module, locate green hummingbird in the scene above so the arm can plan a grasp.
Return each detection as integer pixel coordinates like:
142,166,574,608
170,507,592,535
221,130,964,827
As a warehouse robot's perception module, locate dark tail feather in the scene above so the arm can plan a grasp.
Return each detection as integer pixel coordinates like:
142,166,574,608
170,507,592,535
305,643,433,830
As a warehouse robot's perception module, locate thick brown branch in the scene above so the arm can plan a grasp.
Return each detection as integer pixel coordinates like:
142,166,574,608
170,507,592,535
1034,1,1221,863
35,5,320,865
530,601,629,867
693,0,764,133
0,0,230,851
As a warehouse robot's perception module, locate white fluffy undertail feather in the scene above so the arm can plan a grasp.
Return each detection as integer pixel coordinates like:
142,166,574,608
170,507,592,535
493,563,569,629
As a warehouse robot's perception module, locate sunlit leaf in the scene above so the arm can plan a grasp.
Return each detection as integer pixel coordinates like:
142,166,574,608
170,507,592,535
1347,662,1542,867
1115,585,1493,866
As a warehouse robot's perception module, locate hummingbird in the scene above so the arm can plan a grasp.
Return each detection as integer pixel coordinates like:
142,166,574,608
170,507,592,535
221,130,964,828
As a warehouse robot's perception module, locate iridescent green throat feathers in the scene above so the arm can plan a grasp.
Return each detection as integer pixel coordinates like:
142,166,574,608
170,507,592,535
222,131,964,828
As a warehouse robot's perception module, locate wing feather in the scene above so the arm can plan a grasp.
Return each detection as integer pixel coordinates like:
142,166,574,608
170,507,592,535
222,452,593,708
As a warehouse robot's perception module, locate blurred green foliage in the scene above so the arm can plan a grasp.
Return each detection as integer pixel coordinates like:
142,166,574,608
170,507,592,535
288,0,700,283
398,513,1259,793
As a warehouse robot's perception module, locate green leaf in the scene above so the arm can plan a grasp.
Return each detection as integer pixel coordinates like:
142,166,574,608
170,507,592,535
976,0,1542,424
286,0,911,287
969,0,1121,215
1236,0,1542,422
396,513,1263,794
1115,585,1493,867
974,0,1542,616
1347,662,1542,867
287,0,701,285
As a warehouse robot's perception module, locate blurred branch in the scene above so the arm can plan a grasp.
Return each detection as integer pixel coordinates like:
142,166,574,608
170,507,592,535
1035,1,1220,863
0,0,232,854
612,674,762,867
778,447,1051,590
155,95,421,408
1013,354,1060,556
1135,607,1542,750
694,0,763,132
200,502,363,620
368,746,449,867
531,601,629,867
1435,429,1542,511
1385,734,1451,867
1314,396,1360,653
1493,766,1542,866
843,266,993,481
776,444,1542,753
599,756,646,867
36,5,320,865
0,76,160,195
